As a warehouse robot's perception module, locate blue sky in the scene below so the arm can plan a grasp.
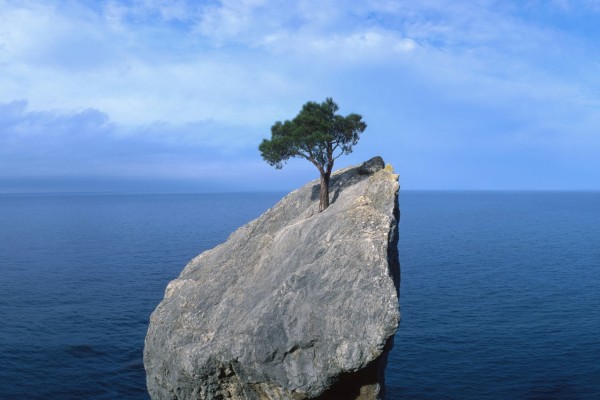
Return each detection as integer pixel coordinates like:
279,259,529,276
1,0,600,192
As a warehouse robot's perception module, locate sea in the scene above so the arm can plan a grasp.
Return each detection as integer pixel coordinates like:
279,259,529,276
0,191,599,399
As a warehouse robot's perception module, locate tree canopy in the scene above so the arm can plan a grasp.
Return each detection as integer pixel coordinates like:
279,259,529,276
259,97,366,211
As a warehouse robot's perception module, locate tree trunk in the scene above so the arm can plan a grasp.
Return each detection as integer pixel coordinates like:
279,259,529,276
319,172,331,212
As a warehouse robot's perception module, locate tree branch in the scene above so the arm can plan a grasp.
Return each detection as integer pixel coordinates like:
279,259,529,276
298,153,325,174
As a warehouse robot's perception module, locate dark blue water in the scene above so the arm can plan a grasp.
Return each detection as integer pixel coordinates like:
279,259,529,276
1,192,599,399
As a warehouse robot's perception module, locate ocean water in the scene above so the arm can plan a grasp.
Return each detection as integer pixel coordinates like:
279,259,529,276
0,191,598,399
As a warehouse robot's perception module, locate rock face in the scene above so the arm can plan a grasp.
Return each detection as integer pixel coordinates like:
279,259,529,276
144,157,400,400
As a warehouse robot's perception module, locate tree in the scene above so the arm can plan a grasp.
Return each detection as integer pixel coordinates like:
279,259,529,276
259,98,367,212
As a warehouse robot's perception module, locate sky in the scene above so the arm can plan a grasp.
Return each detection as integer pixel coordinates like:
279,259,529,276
1,0,600,193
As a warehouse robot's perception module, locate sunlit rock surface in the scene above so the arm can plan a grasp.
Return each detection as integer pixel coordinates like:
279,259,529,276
144,158,400,400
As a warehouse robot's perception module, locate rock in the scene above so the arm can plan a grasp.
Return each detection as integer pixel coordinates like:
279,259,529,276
144,158,400,400
358,156,385,175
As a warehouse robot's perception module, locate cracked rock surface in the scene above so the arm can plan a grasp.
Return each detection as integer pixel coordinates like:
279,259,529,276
144,158,400,400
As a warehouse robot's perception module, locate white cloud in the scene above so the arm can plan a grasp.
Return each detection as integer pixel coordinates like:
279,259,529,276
194,0,417,60
0,0,420,126
103,0,195,24
196,0,271,43
304,30,416,58
0,2,123,71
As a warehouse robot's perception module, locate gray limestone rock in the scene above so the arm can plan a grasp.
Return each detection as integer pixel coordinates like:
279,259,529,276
144,158,400,400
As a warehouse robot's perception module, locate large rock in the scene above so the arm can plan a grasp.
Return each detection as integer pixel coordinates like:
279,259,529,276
144,158,400,400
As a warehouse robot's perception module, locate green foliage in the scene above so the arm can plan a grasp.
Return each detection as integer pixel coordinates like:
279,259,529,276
259,98,367,174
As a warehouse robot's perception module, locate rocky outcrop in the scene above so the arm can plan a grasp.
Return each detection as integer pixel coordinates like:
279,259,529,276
144,157,400,400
